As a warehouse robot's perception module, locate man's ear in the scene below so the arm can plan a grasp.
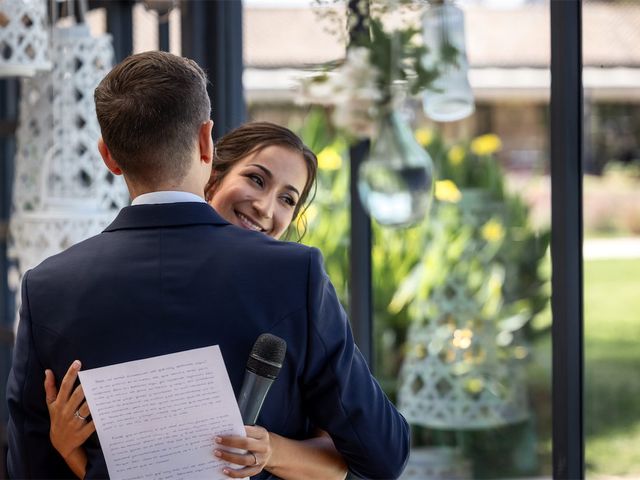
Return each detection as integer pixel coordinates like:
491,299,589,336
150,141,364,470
198,120,214,165
98,138,122,175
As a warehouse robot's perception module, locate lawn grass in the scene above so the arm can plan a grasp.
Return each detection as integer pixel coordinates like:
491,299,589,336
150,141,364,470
583,258,640,477
528,258,640,478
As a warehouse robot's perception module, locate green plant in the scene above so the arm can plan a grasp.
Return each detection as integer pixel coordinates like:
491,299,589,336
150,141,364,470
295,109,550,477
297,108,549,378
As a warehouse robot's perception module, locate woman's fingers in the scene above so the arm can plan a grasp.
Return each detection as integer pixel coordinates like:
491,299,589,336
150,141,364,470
214,449,258,466
58,360,82,403
215,425,272,478
215,449,262,479
66,384,89,416
215,435,265,455
221,465,262,478
244,425,268,440
44,369,58,406
76,399,91,420
79,419,96,441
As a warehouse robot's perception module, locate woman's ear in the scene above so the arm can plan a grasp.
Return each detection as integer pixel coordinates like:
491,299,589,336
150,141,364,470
98,137,122,175
199,120,214,164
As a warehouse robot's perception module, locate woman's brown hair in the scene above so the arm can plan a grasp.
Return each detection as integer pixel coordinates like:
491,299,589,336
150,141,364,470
205,122,318,241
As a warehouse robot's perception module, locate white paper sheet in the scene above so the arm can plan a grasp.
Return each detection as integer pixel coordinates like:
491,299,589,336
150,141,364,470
78,346,246,480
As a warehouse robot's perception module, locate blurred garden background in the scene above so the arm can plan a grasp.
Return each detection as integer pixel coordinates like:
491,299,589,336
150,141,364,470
263,1,639,477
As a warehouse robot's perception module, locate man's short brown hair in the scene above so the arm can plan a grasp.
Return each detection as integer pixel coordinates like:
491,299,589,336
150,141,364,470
94,51,211,184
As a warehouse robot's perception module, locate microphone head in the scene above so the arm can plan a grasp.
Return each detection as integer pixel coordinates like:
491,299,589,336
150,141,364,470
247,333,287,380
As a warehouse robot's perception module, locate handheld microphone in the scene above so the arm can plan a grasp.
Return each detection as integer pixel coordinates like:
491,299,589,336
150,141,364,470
237,333,287,425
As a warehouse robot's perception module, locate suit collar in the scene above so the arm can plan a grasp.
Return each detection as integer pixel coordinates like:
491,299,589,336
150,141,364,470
103,202,230,232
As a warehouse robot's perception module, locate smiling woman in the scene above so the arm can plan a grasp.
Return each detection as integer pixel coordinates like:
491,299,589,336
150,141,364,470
206,122,318,240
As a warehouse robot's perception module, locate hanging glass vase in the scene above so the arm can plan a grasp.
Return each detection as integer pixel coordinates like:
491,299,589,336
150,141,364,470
421,1,474,122
358,110,433,227
0,0,51,77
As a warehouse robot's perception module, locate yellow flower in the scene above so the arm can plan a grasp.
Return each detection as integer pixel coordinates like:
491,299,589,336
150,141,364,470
465,377,485,394
317,146,342,170
414,127,433,147
470,134,502,156
434,180,462,203
447,145,465,166
413,343,427,359
452,328,473,349
481,219,505,243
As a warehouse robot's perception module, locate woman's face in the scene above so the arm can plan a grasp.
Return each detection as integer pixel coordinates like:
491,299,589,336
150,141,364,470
209,145,308,240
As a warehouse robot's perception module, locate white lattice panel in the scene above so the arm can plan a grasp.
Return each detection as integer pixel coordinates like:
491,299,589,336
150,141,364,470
398,285,530,429
8,211,117,279
0,0,51,76
12,25,128,213
9,24,129,326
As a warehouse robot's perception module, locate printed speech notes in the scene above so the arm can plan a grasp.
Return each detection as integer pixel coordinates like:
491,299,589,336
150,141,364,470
78,346,247,480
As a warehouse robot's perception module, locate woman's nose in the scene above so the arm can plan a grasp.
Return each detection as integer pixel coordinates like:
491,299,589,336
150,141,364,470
252,194,275,219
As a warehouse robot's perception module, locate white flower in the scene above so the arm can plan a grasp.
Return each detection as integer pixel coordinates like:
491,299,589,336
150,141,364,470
298,47,383,138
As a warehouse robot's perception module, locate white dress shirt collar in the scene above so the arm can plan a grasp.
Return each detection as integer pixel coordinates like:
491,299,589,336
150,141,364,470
131,191,206,206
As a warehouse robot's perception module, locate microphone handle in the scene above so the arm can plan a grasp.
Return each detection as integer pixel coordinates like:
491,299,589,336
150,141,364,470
238,370,275,425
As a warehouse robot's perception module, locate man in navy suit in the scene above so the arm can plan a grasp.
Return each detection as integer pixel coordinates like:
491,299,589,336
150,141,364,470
6,51,409,479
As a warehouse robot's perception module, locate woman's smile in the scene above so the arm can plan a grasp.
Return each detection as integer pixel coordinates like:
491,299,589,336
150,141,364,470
235,211,266,232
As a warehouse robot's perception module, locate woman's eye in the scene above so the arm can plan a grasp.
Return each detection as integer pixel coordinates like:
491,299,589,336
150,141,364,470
247,174,264,187
282,196,297,207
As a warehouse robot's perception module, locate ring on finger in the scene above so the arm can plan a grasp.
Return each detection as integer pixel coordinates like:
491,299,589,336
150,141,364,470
74,409,88,421
250,452,258,466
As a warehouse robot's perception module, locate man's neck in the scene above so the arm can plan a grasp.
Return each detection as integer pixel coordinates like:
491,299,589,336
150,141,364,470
126,179,206,203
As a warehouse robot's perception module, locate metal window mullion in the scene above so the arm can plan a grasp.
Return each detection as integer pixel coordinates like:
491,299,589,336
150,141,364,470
347,0,373,368
550,1,584,479
0,77,19,480
181,1,245,140
105,0,134,63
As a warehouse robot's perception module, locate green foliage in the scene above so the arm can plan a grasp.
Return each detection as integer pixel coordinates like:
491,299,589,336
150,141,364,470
297,109,351,304
365,18,436,100
295,107,549,388
310,0,455,106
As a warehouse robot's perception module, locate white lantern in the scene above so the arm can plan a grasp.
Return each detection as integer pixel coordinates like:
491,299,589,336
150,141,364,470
0,0,51,77
8,23,129,318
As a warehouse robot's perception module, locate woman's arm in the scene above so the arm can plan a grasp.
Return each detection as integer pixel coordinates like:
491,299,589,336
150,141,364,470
215,426,347,480
60,448,89,479
267,430,347,480
44,361,95,479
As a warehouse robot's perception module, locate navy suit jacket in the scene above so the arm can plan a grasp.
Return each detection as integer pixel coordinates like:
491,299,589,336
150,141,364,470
7,202,409,479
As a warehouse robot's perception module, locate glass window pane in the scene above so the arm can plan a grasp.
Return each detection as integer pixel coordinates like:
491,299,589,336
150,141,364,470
583,1,640,478
245,1,552,477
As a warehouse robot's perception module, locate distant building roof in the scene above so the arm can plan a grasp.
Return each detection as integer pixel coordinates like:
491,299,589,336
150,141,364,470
244,3,640,69
244,8,345,68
